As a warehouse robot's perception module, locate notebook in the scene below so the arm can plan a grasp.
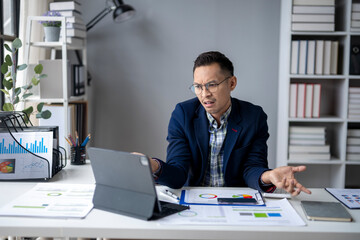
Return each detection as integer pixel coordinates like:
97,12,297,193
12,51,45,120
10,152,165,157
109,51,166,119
301,201,353,222
88,147,189,220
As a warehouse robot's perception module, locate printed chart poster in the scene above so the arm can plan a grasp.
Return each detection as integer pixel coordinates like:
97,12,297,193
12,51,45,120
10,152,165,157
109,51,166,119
0,132,53,179
158,199,306,226
0,183,95,218
180,188,265,206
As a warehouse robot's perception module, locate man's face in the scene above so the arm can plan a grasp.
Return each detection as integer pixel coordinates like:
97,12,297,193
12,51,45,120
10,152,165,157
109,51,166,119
193,63,237,120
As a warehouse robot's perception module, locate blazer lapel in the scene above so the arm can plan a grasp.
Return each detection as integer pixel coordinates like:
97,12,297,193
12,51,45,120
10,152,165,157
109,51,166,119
223,99,243,172
194,105,209,170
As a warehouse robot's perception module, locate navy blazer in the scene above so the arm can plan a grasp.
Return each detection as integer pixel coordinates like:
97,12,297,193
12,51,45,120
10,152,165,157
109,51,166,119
156,97,270,191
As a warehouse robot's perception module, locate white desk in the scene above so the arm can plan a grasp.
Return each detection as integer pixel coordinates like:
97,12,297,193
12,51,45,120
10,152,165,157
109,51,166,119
0,162,359,240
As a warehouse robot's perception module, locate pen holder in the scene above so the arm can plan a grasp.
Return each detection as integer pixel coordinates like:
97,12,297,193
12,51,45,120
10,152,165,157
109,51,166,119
70,146,86,165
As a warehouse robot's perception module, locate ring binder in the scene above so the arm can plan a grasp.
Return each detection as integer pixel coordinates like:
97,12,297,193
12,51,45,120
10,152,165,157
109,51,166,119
0,112,66,180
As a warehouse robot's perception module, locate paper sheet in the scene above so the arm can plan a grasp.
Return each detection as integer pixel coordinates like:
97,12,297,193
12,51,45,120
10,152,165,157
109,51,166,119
0,183,95,218
180,188,265,206
158,198,306,226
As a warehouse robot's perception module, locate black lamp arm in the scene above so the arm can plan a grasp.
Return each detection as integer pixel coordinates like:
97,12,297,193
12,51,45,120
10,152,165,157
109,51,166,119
86,6,115,31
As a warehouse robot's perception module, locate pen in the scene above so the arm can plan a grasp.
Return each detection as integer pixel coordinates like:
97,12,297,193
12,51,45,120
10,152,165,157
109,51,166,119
165,189,180,201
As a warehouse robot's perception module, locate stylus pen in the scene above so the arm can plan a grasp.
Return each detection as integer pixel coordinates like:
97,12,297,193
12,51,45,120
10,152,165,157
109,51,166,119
165,189,180,201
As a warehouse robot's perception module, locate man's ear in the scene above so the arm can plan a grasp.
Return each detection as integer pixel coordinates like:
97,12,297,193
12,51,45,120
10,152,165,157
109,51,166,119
230,76,237,91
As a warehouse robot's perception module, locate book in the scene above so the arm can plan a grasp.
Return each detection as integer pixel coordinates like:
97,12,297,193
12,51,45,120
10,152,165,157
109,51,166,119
57,10,82,18
297,83,306,117
292,23,335,32
298,40,307,74
346,145,360,153
312,84,321,117
293,6,335,14
348,129,360,137
315,40,324,75
61,28,86,38
293,0,335,5
289,139,326,145
289,83,297,117
291,41,299,74
349,87,360,93
289,126,326,134
346,153,360,161
352,12,360,20
323,40,332,75
301,201,352,222
292,14,334,23
289,144,330,153
66,22,86,31
305,84,313,117
50,1,81,11
64,16,84,24
290,133,325,139
330,41,338,74
353,3,360,12
289,152,330,160
306,41,315,75
351,20,360,28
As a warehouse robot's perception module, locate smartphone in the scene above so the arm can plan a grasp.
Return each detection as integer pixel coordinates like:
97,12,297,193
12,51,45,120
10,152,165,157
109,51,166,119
217,198,257,204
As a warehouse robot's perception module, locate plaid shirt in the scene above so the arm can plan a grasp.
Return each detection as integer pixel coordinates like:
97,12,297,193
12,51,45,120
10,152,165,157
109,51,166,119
201,106,232,187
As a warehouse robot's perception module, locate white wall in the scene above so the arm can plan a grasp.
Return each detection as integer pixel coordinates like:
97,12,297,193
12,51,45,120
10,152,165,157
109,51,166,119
82,0,281,168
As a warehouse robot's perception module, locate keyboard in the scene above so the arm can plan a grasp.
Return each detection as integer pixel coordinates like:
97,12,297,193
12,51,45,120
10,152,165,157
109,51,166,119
151,201,189,220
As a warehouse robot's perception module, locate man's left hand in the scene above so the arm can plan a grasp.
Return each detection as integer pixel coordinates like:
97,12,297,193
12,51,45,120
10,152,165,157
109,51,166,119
261,166,312,196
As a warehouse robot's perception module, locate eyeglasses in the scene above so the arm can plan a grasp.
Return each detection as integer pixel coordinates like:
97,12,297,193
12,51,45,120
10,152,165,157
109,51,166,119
190,76,232,95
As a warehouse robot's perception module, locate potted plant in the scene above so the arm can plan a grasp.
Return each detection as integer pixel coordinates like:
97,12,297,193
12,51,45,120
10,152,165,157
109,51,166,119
39,10,62,42
0,38,51,121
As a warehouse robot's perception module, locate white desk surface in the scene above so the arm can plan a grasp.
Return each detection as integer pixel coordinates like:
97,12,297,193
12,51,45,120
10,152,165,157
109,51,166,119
0,161,359,240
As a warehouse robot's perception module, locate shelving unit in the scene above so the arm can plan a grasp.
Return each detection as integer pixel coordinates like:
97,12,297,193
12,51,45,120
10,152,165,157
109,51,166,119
277,0,360,188
23,16,88,155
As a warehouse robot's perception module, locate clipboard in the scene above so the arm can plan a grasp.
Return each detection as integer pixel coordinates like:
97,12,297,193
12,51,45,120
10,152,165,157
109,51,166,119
179,189,265,206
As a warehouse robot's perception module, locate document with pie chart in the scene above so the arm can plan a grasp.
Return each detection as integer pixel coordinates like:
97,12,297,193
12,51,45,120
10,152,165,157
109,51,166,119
179,188,265,206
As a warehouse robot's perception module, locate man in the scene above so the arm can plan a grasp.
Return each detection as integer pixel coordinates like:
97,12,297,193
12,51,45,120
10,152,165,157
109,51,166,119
150,51,311,196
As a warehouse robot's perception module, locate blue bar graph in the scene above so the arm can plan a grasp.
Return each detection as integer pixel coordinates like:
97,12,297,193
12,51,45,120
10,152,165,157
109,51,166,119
0,138,48,154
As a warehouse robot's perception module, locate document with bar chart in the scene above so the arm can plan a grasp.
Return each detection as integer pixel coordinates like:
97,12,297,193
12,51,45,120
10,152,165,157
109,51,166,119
0,131,53,179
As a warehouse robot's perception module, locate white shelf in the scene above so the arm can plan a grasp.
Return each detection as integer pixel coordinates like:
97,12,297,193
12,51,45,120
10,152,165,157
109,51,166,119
24,16,88,155
277,0,358,188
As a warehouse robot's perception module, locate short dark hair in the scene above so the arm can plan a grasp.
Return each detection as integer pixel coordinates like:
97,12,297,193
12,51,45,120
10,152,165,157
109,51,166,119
193,51,234,76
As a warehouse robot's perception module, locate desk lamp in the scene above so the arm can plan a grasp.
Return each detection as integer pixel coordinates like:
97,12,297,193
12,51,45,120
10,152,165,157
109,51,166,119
86,0,136,31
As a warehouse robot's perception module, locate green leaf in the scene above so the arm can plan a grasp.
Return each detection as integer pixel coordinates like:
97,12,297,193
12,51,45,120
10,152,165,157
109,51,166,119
37,102,44,112
4,43,11,52
22,106,33,116
0,89,9,95
5,55,12,66
22,84,33,90
13,96,19,105
34,64,43,74
17,64,27,71
40,110,51,119
31,77,40,86
15,87,21,96
3,79,12,90
5,72,11,78
12,38,22,49
39,74,47,79
23,93,33,99
3,103,14,111
1,63,8,74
